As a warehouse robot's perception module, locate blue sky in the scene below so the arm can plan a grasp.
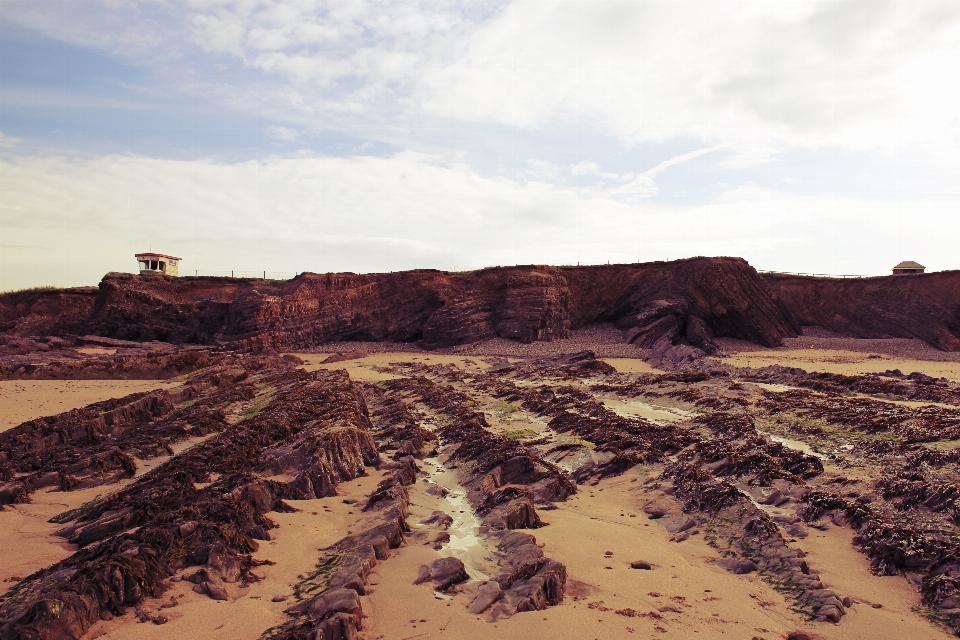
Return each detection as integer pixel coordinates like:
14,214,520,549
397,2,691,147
2,0,960,290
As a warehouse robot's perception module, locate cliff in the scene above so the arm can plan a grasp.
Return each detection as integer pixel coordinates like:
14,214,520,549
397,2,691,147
0,257,819,352
763,271,960,351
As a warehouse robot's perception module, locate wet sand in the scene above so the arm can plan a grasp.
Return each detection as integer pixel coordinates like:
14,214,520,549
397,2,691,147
718,348,960,380
601,358,664,374
292,352,492,381
0,484,129,595
0,379,181,432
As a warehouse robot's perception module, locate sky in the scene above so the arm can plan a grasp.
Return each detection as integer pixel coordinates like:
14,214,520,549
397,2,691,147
2,0,960,291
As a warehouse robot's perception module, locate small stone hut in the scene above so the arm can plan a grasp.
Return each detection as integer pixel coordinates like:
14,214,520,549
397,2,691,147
892,260,925,275
135,252,180,276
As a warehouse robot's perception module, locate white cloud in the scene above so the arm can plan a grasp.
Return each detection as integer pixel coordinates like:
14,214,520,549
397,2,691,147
2,1,960,291
6,0,960,156
2,151,958,291
268,125,299,141
0,132,22,148
417,1,960,151
613,145,724,199
570,161,601,176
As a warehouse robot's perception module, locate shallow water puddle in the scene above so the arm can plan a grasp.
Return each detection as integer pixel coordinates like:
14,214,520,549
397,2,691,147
599,397,691,423
760,431,828,460
421,453,490,584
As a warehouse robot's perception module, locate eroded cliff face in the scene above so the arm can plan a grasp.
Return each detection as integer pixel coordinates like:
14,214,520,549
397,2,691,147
562,258,800,353
763,271,960,351
1,258,804,351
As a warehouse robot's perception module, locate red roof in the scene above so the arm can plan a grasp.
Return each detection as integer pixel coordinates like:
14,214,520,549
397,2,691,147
135,253,181,261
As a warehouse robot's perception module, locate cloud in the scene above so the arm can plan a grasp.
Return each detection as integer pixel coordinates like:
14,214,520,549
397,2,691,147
268,125,299,142
571,161,601,176
0,132,22,148
2,1,960,292
6,1,960,155
2,150,958,291
416,1,960,151
613,145,724,199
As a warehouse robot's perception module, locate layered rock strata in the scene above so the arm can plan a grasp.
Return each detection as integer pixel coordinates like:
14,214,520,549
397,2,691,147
0,258,800,353
763,270,960,351
0,369,379,640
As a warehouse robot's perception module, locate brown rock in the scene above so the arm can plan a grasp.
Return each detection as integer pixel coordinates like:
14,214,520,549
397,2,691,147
413,557,469,591
304,588,362,625
1,258,800,352
322,351,368,364
716,558,758,575
467,581,504,615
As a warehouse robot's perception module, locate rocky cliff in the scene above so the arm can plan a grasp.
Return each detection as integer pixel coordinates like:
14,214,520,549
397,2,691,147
763,271,960,351
0,258,802,352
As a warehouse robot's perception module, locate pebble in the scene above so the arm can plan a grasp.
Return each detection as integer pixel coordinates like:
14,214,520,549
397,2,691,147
630,561,653,570
272,595,288,602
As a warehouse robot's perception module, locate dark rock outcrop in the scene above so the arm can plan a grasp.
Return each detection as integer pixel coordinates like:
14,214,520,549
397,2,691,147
763,270,960,351
0,369,380,640
8,260,960,353
0,258,800,352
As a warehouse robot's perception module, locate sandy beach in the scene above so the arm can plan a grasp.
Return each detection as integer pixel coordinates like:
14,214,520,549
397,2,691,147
4,339,960,640
0,379,181,432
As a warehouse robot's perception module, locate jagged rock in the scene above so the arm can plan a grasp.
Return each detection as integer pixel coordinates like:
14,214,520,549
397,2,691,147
192,579,228,601
322,351,368,364
301,588,362,624
764,271,960,351
431,532,451,550
483,495,542,530
489,559,566,621
248,525,271,541
816,604,843,622
0,258,802,352
660,515,696,534
313,612,359,640
468,581,505,614
0,370,376,638
420,511,453,529
413,557,469,591
716,558,758,575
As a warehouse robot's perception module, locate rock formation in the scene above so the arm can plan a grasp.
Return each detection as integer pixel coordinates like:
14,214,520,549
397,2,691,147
0,258,800,353
5,259,960,356
763,270,960,351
